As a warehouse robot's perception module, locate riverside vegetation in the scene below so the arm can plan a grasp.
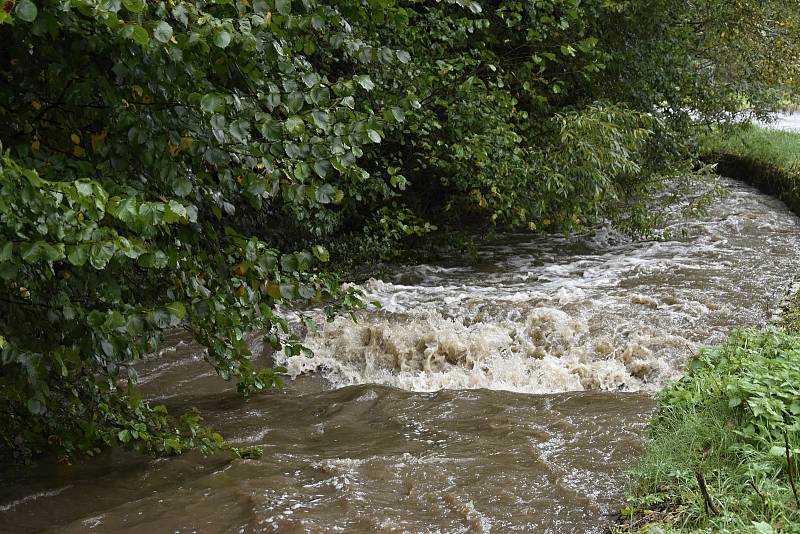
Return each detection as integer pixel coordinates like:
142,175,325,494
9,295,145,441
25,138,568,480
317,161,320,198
1,0,799,464
617,127,800,532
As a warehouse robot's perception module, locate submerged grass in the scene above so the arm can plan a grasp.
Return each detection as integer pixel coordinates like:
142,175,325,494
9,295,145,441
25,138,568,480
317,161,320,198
618,125,800,534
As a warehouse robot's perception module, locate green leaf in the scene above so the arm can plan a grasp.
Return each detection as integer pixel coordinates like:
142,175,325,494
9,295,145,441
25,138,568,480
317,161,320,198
310,87,330,105
118,429,132,443
315,183,336,204
229,120,250,143
172,177,192,197
74,180,94,197
355,75,375,91
284,116,305,136
104,311,126,330
311,110,330,131
301,72,320,88
127,24,150,46
213,30,232,49
279,283,296,299
0,242,12,262
164,200,188,223
310,14,324,30
285,91,305,113
15,0,38,22
149,309,172,328
153,21,173,43
139,202,165,225
122,0,145,13
298,284,315,299
27,398,45,415
210,114,226,143
259,118,282,141
396,50,411,63
0,262,18,281
313,159,331,178
126,315,144,336
311,245,330,262
42,243,65,262
89,242,115,269
165,302,187,320
20,241,43,263
138,250,168,269
109,196,140,224
62,303,76,321
275,0,291,16
200,93,224,113
367,129,381,143
391,106,405,122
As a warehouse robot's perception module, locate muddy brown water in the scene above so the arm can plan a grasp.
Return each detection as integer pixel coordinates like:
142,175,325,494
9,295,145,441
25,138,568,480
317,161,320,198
1,177,799,533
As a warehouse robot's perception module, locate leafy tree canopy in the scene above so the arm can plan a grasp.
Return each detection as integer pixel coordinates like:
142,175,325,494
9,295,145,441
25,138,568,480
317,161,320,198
0,0,797,461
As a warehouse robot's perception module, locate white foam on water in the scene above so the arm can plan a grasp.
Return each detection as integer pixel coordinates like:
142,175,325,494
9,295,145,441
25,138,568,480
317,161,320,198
277,179,800,394
280,295,693,394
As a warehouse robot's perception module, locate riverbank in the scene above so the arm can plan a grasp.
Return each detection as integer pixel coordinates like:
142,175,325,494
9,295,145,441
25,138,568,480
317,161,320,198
699,124,800,213
616,125,800,533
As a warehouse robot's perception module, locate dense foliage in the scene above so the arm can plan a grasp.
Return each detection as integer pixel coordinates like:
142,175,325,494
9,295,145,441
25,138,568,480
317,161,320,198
620,330,800,532
1,0,798,461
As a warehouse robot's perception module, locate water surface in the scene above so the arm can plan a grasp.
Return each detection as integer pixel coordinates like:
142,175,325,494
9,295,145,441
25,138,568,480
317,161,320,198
1,178,798,533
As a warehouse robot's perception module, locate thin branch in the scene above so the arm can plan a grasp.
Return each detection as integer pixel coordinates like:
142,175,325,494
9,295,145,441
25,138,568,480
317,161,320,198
695,470,719,516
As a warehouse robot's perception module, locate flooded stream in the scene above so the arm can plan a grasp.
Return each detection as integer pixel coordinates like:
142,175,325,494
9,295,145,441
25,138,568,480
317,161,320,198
2,177,799,533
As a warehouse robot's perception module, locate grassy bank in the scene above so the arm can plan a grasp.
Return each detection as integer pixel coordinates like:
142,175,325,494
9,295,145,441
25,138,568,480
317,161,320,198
697,124,800,214
617,126,800,533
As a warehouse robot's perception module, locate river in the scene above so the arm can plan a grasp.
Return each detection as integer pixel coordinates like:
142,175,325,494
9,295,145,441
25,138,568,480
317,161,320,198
1,177,799,533
764,111,800,132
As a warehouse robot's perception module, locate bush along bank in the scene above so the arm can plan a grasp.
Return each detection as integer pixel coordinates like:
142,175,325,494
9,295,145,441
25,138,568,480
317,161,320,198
616,127,800,533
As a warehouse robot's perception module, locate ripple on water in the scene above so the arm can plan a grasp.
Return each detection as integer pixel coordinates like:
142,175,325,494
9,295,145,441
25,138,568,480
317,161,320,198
1,178,799,533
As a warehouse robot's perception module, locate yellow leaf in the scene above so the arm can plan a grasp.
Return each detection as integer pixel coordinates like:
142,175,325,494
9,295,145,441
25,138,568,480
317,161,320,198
170,36,177,44
168,143,180,157
70,133,81,145
31,139,40,151
132,85,143,97
31,100,41,110
179,136,193,150
91,129,109,152
73,145,86,158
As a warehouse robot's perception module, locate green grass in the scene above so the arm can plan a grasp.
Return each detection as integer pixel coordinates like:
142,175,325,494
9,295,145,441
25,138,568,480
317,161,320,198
698,124,800,174
780,291,800,336
616,331,800,534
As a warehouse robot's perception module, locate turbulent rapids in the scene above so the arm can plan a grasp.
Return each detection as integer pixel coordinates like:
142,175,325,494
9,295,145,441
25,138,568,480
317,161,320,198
280,177,800,395
2,178,800,533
